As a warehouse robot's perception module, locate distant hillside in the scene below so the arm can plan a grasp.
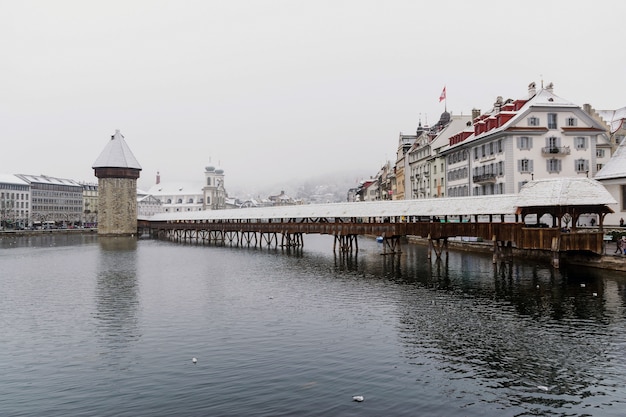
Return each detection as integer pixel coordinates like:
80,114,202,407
230,169,371,203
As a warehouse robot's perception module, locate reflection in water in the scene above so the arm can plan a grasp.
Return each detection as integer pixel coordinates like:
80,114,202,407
378,245,626,414
0,232,98,249
3,234,626,416
94,237,140,349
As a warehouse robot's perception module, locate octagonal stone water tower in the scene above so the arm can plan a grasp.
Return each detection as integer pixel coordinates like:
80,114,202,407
92,130,142,236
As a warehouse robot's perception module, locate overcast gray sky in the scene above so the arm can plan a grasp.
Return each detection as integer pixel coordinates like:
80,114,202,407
2,0,625,195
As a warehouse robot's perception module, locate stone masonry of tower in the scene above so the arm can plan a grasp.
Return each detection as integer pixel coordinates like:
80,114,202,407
97,175,139,235
92,130,142,236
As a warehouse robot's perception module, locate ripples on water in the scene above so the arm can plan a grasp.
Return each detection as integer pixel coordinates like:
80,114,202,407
1,233,626,416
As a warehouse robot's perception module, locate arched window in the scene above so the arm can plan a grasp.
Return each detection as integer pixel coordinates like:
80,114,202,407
188,198,193,204
177,198,183,204
206,196,211,204
207,177,211,186
167,199,172,204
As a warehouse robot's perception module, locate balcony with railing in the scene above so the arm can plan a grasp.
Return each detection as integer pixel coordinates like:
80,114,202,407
541,146,570,156
472,173,497,184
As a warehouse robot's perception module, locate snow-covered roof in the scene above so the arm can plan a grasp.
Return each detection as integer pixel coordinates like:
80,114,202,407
141,178,615,222
0,174,29,186
92,130,142,170
596,107,626,133
147,181,204,196
430,115,473,151
143,194,519,222
447,87,583,151
595,137,626,181
15,174,82,187
517,178,616,207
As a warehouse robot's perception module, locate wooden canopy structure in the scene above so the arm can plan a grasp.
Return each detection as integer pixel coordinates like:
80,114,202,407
515,178,615,231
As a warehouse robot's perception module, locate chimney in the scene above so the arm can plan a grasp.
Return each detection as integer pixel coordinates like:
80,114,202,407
494,96,503,113
528,82,536,98
156,171,161,185
471,108,481,122
546,82,554,93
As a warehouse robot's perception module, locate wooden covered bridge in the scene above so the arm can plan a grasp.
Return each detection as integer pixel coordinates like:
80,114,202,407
137,178,616,268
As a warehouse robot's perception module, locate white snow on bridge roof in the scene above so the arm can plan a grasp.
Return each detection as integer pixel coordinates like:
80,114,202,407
144,194,520,222
517,177,616,207
142,178,614,222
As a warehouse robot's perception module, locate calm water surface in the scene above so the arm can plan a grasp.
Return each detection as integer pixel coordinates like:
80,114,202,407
1,233,626,416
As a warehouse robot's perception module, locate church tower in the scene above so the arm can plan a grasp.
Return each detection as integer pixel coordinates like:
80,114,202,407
202,162,226,210
92,130,142,235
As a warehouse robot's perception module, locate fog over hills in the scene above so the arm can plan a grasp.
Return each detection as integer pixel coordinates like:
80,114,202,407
229,169,372,204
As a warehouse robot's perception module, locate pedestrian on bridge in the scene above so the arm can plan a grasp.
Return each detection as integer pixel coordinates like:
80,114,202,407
616,236,625,255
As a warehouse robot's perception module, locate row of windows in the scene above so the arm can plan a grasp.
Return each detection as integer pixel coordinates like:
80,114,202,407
448,185,470,197
32,199,82,206
31,206,82,212
473,183,505,196
517,136,589,150
3,210,29,217
1,201,28,209
473,140,503,160
0,184,28,192
527,114,578,129
33,191,82,198
447,150,468,165
473,161,504,177
448,167,469,181
517,158,589,174
32,184,82,193
165,197,212,204
1,193,28,200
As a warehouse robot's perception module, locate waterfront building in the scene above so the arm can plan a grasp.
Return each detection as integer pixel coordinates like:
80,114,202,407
147,163,228,213
584,104,626,158
92,129,142,236
440,82,610,197
0,174,30,229
594,137,626,226
148,177,204,213
393,127,424,200
137,193,163,217
15,173,83,227
81,182,98,227
406,114,472,199
397,123,428,200
435,114,475,197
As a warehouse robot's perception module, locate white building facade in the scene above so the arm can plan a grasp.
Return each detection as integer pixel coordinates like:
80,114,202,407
147,164,227,213
441,83,611,197
0,174,30,229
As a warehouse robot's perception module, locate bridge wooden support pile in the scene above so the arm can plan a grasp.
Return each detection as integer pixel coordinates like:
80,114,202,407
162,228,297,249
380,235,401,255
333,234,358,253
427,234,447,260
492,238,514,264
281,232,303,248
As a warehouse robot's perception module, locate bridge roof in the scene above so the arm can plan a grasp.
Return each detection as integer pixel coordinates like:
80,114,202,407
142,178,615,223
145,194,520,222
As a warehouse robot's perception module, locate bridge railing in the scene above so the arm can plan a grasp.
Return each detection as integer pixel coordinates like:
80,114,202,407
138,220,605,254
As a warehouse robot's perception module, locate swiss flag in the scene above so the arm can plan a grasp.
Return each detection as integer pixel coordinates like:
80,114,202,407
439,86,446,102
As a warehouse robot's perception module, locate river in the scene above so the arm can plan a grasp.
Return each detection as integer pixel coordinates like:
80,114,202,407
1,233,625,416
